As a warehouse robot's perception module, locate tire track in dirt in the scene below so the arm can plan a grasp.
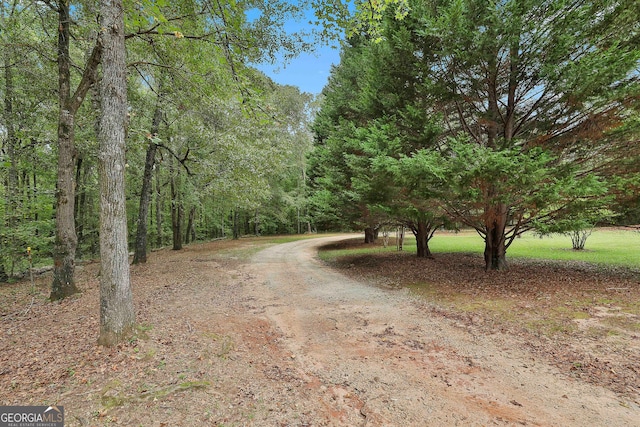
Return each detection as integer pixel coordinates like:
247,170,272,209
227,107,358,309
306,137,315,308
243,235,639,426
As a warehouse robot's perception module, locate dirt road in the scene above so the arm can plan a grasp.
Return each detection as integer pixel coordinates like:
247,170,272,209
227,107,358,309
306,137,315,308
2,235,638,426
242,235,638,426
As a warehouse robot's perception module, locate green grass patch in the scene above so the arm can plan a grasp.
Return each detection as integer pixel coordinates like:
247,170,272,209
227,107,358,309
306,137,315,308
410,229,640,269
317,228,640,269
504,230,640,268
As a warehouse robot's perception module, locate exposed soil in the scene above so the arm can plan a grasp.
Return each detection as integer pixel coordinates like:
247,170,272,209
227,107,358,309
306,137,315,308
1,234,639,426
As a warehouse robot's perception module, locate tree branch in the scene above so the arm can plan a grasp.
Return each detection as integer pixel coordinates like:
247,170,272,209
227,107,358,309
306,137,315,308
69,40,101,113
156,143,194,176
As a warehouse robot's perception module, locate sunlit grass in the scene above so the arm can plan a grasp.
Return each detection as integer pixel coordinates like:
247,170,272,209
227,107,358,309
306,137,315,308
415,228,640,269
317,229,640,269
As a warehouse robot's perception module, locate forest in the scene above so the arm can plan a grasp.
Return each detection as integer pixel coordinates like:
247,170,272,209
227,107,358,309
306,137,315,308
0,1,317,275
1,0,639,344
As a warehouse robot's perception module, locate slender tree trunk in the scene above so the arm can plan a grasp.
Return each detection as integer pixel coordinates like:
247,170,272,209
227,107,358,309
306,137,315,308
190,207,196,242
254,209,260,236
483,202,508,271
244,214,251,235
220,209,225,238
397,226,405,251
132,100,162,263
170,163,183,250
74,156,84,258
32,168,38,222
0,49,15,282
155,164,163,247
51,2,79,299
232,210,240,240
4,50,18,221
76,161,91,258
74,156,83,222
51,2,101,300
24,170,33,221
185,206,196,244
97,0,135,346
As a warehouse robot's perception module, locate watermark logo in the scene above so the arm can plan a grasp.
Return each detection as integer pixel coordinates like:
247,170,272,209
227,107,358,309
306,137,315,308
0,406,64,427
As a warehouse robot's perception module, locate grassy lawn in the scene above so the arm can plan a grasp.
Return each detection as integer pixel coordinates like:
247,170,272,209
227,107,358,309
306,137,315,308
320,228,640,269
429,228,640,268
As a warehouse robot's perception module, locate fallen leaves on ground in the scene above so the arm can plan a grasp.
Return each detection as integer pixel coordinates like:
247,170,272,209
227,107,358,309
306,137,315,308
325,239,640,401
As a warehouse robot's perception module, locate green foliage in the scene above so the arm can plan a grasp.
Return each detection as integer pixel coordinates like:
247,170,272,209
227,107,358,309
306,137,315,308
0,0,323,281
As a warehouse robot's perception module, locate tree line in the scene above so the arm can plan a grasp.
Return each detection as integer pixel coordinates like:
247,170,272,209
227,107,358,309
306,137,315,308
308,0,640,270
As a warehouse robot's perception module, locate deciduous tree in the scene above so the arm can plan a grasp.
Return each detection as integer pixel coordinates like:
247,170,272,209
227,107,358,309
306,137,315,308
48,0,101,299
97,0,135,346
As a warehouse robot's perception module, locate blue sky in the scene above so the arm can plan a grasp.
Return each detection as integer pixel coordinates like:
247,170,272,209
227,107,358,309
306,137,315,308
250,5,344,95
256,43,340,95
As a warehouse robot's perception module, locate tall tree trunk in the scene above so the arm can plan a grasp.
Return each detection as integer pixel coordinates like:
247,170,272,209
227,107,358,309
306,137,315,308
74,156,84,258
483,202,508,271
0,49,16,282
97,0,135,346
220,209,225,238
4,50,18,223
32,169,38,222
254,209,260,236
132,100,162,264
244,214,251,235
76,160,91,258
74,156,83,222
24,167,34,223
232,210,240,240
397,226,405,251
170,163,183,250
51,1,101,300
155,164,163,247
51,2,78,299
185,206,196,244
413,220,433,258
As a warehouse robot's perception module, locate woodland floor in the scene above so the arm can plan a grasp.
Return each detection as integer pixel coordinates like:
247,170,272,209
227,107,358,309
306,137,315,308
0,234,639,426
